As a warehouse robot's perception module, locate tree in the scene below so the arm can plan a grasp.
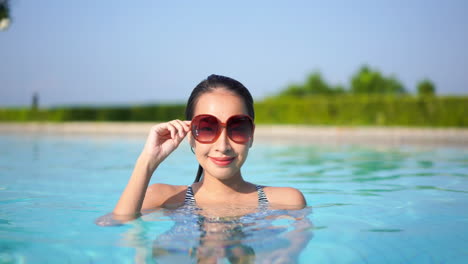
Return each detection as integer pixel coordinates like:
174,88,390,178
350,65,406,94
31,92,39,111
383,76,406,94
279,83,306,97
417,79,436,96
0,0,10,31
330,84,346,95
303,72,332,95
279,71,343,97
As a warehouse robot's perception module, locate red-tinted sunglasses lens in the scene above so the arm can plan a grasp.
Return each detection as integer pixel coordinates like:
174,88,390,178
227,116,253,143
191,115,254,144
192,115,219,143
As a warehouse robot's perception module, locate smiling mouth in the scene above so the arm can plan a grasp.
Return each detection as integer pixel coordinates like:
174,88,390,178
209,157,235,166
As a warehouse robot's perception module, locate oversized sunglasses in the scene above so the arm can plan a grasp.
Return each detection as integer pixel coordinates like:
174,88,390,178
191,114,255,144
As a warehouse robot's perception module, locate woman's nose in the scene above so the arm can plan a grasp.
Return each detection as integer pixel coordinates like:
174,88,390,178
214,127,232,152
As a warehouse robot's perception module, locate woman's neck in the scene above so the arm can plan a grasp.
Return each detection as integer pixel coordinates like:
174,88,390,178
196,171,252,196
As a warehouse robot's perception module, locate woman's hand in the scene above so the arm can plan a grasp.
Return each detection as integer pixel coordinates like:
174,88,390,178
140,120,191,172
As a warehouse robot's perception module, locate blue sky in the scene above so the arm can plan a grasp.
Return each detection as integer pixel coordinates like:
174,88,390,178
1,0,467,107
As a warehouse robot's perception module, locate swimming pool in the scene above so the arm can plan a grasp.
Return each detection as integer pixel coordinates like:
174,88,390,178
1,132,467,263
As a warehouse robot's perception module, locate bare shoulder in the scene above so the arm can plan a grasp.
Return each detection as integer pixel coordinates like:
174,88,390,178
142,183,187,210
263,186,307,209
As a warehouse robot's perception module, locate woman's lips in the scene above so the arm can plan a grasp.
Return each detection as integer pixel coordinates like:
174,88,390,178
209,157,235,166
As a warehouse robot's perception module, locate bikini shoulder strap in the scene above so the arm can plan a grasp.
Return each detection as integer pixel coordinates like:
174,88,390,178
184,186,196,206
256,185,269,207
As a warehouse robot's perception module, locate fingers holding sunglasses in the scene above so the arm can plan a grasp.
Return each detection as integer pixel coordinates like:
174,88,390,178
140,120,192,171
167,120,190,140
146,121,187,148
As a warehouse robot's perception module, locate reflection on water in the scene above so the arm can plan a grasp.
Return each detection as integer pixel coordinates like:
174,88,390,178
251,144,468,196
118,206,313,264
249,144,468,263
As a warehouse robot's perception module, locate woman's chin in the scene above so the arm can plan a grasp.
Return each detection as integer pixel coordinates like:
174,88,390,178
205,167,240,180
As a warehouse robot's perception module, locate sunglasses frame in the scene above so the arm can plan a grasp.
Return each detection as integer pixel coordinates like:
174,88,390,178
191,114,255,144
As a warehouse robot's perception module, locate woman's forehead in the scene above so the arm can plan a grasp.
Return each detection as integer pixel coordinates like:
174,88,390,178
193,90,248,119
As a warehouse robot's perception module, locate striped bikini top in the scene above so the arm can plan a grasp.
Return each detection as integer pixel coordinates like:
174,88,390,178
184,185,269,208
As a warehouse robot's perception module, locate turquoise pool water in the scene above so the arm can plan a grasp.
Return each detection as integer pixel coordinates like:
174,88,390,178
1,133,467,263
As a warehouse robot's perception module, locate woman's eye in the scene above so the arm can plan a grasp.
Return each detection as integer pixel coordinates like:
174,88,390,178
231,127,245,132
200,126,214,131
230,123,248,131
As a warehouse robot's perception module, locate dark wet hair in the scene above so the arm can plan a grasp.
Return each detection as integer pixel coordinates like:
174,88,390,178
185,74,255,183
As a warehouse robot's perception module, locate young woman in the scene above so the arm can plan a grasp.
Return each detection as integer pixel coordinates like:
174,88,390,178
113,74,306,219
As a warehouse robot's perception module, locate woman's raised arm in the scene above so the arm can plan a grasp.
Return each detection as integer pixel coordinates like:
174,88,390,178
113,120,190,217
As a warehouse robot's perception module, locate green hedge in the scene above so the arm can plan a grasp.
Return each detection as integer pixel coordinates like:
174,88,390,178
1,96,467,127
0,105,186,122
255,95,467,127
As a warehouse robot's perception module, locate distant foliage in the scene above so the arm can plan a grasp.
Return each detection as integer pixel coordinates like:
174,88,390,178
0,0,9,21
1,96,467,127
278,65,409,97
1,65,462,127
0,105,185,122
417,79,436,96
350,66,406,94
0,0,10,30
280,72,345,96
280,83,306,97
255,95,467,127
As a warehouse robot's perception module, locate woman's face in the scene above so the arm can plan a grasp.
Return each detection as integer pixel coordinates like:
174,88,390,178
190,88,253,181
